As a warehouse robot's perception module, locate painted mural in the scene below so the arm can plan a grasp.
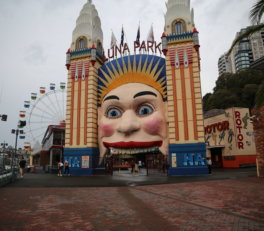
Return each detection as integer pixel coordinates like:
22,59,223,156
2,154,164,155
204,107,256,167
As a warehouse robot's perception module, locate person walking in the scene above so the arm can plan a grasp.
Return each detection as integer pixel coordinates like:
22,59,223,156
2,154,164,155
162,159,167,173
130,160,135,174
19,156,27,178
58,161,63,176
64,160,70,176
207,157,212,174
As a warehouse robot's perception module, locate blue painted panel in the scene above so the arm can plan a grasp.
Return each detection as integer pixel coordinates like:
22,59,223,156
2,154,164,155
63,148,99,176
168,143,207,175
67,167,93,176
168,167,208,176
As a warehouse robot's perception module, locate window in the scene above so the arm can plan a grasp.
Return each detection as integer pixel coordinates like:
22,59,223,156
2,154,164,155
172,19,186,35
78,39,84,49
75,37,87,50
97,41,103,54
175,22,183,34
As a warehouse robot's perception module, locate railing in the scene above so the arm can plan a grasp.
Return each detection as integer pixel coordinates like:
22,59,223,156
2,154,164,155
0,152,19,187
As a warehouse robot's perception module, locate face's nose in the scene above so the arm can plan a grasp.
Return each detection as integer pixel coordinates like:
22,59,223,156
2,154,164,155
117,110,140,135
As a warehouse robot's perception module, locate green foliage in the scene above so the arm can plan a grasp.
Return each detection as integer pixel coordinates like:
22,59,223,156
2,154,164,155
255,82,264,108
250,0,264,24
202,93,212,111
203,68,264,112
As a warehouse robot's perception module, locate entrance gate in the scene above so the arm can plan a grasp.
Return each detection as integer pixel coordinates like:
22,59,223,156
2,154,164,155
145,153,168,176
106,152,168,176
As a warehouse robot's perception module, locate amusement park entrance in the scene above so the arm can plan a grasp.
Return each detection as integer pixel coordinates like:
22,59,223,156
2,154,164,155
104,151,168,176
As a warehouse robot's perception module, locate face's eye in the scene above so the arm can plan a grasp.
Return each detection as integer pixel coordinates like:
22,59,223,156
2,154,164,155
137,104,154,116
106,108,122,118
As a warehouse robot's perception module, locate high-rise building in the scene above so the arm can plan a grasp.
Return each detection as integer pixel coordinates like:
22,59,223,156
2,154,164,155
218,53,232,76
218,27,264,75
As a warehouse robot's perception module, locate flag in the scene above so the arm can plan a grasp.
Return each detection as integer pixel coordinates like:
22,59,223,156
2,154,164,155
110,31,117,48
147,25,154,42
120,26,124,46
136,25,140,44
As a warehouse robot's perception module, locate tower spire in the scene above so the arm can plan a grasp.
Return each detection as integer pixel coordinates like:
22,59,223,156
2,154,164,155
72,0,103,50
165,0,194,35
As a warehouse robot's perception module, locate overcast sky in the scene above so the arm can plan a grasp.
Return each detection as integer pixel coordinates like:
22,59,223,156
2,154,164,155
0,0,256,149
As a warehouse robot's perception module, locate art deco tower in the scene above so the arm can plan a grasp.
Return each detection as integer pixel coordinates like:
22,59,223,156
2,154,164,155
64,0,103,174
164,0,206,174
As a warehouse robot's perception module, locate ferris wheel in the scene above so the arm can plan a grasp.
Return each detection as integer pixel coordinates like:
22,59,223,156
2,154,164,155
19,82,66,149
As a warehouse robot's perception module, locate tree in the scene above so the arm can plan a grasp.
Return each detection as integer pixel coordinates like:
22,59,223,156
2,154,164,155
202,93,212,112
228,0,264,54
250,0,264,24
255,82,264,108
202,68,264,112
241,84,259,108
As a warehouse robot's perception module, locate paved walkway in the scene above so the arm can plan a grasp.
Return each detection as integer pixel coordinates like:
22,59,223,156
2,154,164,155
0,168,263,231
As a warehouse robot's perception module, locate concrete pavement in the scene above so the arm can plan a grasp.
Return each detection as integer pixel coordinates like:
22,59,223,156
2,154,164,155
4,167,257,187
0,168,263,231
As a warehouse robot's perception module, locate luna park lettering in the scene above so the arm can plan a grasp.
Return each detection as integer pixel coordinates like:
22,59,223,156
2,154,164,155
108,41,162,59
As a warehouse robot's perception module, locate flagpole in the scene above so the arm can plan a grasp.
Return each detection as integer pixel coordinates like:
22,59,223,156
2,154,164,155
136,21,140,55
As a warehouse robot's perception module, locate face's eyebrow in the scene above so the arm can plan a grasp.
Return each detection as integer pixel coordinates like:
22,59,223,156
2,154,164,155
103,95,120,102
133,91,157,99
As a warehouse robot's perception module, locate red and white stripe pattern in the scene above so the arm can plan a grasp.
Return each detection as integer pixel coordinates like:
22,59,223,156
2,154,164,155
168,46,193,67
70,61,90,80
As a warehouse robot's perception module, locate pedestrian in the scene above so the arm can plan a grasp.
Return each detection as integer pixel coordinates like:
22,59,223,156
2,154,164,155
130,160,135,174
138,160,142,172
134,161,139,173
58,160,63,176
207,157,212,174
162,159,166,173
19,156,27,178
64,160,70,176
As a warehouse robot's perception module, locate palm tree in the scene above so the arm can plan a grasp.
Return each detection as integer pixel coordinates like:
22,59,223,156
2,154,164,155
250,0,264,24
227,0,264,54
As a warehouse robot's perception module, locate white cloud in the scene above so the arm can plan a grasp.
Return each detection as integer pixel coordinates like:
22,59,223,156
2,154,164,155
24,44,47,65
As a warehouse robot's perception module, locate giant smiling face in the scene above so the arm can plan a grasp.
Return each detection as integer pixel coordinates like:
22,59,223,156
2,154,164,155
98,82,168,157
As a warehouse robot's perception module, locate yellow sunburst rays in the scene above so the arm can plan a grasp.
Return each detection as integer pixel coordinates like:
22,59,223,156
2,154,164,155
98,55,167,105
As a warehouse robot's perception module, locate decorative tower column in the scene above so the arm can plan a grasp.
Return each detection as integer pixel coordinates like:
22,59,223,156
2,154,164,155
64,0,104,175
164,0,207,175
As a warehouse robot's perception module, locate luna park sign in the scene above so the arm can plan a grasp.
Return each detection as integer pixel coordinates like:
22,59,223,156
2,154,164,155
107,40,162,59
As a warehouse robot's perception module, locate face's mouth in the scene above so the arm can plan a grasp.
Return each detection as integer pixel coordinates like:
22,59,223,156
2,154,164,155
103,141,162,155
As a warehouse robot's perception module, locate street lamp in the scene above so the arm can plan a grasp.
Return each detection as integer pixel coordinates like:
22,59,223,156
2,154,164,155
10,120,26,180
0,114,8,121
1,142,8,152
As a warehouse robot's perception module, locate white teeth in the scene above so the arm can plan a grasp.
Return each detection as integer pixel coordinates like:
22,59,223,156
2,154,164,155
110,146,159,155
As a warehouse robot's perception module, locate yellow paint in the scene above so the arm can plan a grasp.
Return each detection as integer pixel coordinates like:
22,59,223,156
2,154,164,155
176,79,182,99
178,121,184,141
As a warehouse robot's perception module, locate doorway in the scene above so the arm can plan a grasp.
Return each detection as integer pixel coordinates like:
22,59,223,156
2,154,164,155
210,148,223,168
110,152,168,176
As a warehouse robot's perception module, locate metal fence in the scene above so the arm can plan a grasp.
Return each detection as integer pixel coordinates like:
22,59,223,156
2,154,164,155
0,152,19,187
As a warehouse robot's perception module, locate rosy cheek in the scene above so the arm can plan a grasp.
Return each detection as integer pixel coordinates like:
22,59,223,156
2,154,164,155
99,123,115,137
143,117,163,135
